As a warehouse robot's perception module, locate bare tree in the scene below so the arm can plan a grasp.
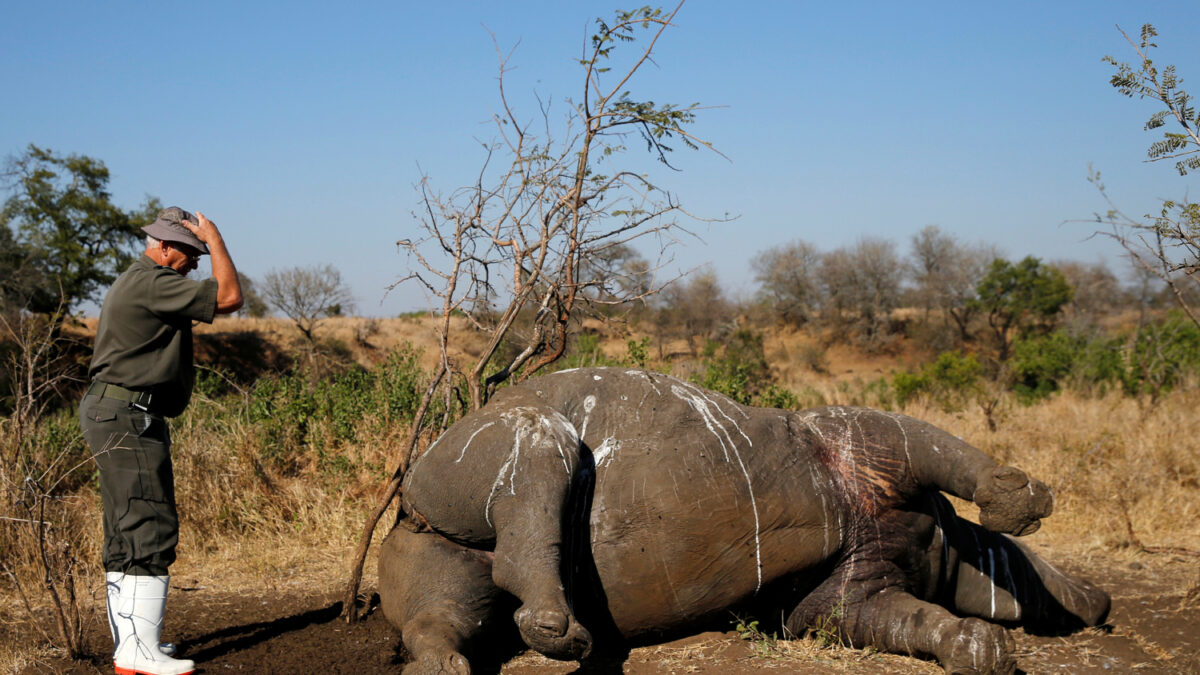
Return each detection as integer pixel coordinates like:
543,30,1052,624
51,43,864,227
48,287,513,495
753,239,823,326
1052,259,1127,330
262,264,355,344
653,266,731,357
0,294,82,453
394,5,717,409
235,272,269,318
908,225,999,343
0,455,91,660
342,3,721,619
581,243,653,305
819,237,904,347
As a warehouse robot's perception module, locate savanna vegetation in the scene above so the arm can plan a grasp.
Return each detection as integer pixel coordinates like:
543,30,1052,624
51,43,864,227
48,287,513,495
4,235,1199,670
2,11,1199,674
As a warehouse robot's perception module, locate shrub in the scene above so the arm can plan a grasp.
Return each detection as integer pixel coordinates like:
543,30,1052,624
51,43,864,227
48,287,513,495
1011,332,1079,401
1011,330,1128,402
1123,312,1200,398
695,330,772,405
244,344,427,472
0,408,94,658
754,383,800,410
558,332,620,370
625,336,651,369
892,351,983,410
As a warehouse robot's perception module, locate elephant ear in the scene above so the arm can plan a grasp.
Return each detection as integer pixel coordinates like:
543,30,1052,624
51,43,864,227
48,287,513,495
974,466,1054,536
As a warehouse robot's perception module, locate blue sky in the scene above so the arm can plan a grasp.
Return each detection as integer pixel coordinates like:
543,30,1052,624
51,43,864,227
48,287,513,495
3,1,1199,316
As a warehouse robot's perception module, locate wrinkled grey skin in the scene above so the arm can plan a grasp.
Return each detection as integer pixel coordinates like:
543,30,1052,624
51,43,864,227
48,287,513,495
379,368,1109,675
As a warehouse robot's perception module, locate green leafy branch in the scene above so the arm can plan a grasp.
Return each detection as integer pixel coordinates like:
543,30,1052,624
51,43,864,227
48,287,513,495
1104,24,1200,175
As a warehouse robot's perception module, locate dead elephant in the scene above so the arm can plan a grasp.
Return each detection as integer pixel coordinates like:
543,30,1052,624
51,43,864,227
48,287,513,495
379,368,1109,674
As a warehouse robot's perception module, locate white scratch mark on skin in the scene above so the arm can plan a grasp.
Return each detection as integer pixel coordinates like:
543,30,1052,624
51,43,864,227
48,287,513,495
537,415,576,475
998,545,1020,620
968,526,989,615
455,422,497,463
819,492,832,558
680,379,750,421
554,438,570,474
801,408,862,501
485,429,524,526
931,502,951,581
670,385,752,456
625,370,662,395
669,383,763,591
593,437,620,468
483,409,580,524
580,395,597,440
881,412,914,469
988,547,997,618
659,549,682,610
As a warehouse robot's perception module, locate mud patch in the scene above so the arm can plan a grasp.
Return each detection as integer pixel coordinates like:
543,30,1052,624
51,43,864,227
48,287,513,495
6,553,1198,674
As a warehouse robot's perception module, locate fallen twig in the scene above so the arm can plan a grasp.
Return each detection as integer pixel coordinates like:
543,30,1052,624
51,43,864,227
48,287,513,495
1117,494,1200,558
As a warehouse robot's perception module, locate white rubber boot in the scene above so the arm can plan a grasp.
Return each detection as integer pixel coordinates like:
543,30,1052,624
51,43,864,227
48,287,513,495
105,571,122,654
112,575,194,675
105,572,177,658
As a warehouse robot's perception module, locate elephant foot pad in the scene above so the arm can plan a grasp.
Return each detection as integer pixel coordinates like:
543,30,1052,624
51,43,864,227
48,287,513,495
402,651,470,675
939,618,1016,675
514,605,593,661
975,466,1053,536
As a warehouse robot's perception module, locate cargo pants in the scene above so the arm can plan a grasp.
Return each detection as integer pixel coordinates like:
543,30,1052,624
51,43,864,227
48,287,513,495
79,392,179,576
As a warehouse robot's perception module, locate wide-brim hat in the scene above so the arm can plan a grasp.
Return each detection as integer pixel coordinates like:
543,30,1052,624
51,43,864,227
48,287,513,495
141,207,210,254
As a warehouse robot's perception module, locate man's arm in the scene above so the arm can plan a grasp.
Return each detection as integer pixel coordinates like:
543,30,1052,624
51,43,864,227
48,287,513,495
185,212,244,314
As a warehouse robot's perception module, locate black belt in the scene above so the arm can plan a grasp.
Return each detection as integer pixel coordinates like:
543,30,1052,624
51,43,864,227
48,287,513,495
87,381,155,411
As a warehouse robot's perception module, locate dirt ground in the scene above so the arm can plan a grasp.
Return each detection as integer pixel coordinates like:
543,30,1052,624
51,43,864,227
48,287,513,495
6,549,1198,675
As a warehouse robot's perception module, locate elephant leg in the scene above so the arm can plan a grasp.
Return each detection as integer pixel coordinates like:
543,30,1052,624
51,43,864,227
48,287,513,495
798,407,1054,536
378,525,505,675
486,408,593,661
933,505,1111,633
788,575,1015,675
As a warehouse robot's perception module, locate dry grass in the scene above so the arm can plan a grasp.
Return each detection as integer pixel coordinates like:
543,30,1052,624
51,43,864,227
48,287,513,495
896,389,1200,553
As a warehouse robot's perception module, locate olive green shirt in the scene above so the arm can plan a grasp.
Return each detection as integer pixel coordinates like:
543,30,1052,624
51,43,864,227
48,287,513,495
89,254,218,417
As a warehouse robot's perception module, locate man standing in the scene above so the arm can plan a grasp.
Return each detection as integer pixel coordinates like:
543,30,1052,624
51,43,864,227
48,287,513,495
80,207,242,675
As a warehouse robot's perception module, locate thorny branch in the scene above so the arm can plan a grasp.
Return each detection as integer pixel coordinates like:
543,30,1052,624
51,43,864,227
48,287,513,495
343,2,725,621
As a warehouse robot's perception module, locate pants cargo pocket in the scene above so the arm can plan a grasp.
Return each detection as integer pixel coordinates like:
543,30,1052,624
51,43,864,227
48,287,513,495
129,410,171,502
85,399,179,574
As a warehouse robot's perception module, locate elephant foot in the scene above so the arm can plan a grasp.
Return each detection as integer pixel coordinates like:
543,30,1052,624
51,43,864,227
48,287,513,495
402,650,471,675
936,618,1015,675
514,604,592,661
975,466,1053,536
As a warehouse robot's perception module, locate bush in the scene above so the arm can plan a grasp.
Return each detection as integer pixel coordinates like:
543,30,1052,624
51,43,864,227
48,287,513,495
0,407,95,658
1123,313,1200,398
625,336,651,369
892,351,984,410
244,344,427,473
695,330,772,405
1011,332,1080,401
754,383,800,410
558,332,621,370
1011,331,1127,402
